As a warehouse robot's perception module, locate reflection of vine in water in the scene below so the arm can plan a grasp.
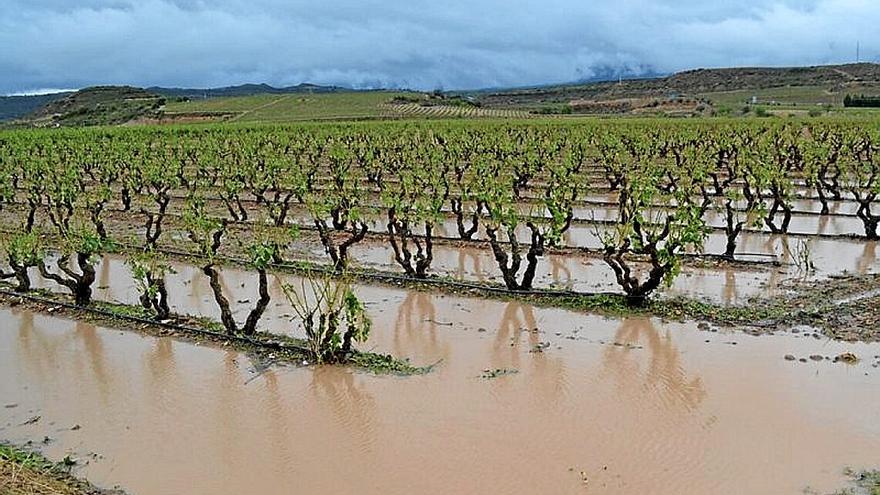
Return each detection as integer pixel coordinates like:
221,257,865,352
98,256,111,299
765,234,786,290
10,308,48,379
73,319,114,401
145,334,175,385
15,314,114,403
257,367,297,468
765,233,783,263
13,310,84,386
721,268,738,305
602,318,706,413
213,350,249,468
778,235,816,277
266,273,287,334
494,302,569,403
816,211,831,236
309,367,377,454
393,290,450,360
180,263,210,318
493,302,540,370
548,255,573,289
857,241,877,275
455,248,486,282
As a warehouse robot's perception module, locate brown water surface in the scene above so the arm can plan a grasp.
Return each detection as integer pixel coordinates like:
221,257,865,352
2,292,879,494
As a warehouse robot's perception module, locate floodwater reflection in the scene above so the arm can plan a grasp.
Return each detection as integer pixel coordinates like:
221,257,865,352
602,318,706,413
2,296,880,494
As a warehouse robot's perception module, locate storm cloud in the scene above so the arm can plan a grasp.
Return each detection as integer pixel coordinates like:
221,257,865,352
1,0,878,93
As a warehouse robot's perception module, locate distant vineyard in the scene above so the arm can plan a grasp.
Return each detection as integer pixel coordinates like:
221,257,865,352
382,103,533,119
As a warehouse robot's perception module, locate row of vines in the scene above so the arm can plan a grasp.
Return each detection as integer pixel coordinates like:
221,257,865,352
0,119,878,357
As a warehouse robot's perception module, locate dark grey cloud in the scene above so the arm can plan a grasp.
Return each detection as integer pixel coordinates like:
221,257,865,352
1,0,877,93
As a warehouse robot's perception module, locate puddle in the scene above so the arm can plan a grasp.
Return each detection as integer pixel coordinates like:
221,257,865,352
2,290,880,494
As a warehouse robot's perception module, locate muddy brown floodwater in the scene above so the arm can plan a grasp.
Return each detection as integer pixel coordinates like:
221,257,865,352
2,283,880,494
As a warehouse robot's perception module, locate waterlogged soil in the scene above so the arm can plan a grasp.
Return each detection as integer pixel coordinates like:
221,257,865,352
2,299,880,495
82,203,880,305
4,201,879,306
20,253,880,342
18,254,782,337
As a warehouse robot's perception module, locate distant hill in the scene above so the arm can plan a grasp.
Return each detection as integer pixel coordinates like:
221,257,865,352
149,83,345,100
0,83,344,123
0,92,72,121
23,86,164,126
476,63,880,112
6,63,880,126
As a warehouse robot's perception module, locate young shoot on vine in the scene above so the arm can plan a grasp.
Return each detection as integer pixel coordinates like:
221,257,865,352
282,269,372,364
0,230,44,293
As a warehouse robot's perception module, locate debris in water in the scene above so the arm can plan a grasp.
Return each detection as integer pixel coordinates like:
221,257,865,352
21,415,41,425
425,318,453,326
834,352,859,364
530,342,551,353
480,368,518,379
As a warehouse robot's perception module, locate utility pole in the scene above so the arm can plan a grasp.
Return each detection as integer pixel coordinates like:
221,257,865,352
857,41,860,63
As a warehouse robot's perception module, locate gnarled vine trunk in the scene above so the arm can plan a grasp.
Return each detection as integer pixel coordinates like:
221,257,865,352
387,209,434,278
202,264,270,335
38,253,96,306
315,219,368,272
486,223,544,291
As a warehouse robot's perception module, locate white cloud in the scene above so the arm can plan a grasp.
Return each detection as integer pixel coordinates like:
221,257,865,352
5,88,77,96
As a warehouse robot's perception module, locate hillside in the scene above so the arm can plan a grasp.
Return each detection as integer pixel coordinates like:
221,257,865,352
8,62,880,126
23,86,164,126
476,63,880,115
160,91,407,123
0,92,72,121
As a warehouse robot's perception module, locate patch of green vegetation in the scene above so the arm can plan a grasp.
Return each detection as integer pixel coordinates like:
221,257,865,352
651,296,787,323
0,442,111,495
701,85,844,108
754,106,772,118
92,300,152,319
480,368,519,379
534,293,637,315
163,91,411,122
516,291,786,326
826,469,880,495
531,104,573,115
349,352,432,375
0,443,55,471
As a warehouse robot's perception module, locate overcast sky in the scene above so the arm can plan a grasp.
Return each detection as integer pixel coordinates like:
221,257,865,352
1,0,878,94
